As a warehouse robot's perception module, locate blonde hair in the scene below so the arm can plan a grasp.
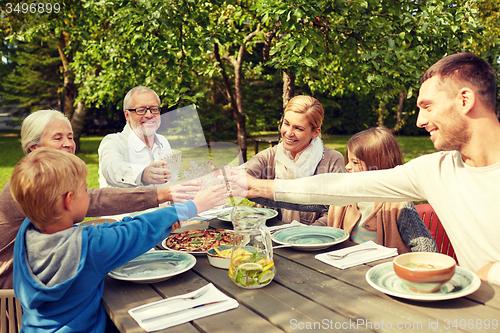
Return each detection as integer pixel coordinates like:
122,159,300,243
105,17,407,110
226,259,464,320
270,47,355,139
346,127,403,171
21,110,72,155
10,148,88,228
283,95,324,131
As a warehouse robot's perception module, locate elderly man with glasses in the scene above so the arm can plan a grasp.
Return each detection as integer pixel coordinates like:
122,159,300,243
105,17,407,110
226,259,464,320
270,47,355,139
98,86,174,188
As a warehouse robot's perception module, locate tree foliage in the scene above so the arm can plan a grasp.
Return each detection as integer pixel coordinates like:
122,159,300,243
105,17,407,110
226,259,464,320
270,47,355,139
256,0,482,127
1,0,495,152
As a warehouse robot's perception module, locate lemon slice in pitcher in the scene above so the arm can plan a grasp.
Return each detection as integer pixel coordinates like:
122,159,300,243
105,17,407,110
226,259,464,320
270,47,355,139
238,263,262,271
258,270,274,284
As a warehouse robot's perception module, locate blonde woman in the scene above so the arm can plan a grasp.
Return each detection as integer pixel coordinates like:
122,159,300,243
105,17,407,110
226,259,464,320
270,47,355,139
244,95,344,225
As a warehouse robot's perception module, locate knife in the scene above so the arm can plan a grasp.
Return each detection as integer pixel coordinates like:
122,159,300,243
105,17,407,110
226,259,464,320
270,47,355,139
141,300,228,323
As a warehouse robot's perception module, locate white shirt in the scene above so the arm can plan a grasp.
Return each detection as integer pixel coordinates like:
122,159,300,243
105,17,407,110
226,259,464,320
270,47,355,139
275,151,500,285
98,124,171,188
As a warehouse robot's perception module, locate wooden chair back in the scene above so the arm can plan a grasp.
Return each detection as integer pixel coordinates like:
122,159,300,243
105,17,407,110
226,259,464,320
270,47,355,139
415,204,458,263
0,289,22,333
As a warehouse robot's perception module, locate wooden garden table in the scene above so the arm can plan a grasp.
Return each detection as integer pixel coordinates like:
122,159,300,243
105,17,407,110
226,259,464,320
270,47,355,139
103,218,500,333
253,136,280,154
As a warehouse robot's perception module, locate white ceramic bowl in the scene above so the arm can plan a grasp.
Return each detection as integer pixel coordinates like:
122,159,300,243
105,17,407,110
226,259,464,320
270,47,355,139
393,252,456,293
207,245,232,269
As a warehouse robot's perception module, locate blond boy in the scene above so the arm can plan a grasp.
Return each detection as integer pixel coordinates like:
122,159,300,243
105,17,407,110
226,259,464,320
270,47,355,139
11,148,227,332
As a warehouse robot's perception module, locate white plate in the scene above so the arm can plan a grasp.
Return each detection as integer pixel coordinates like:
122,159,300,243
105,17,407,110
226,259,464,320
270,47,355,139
271,226,349,251
216,207,278,222
365,262,481,301
108,250,196,284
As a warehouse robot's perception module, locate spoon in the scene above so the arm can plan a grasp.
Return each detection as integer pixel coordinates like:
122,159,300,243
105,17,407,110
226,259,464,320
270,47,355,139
327,247,378,260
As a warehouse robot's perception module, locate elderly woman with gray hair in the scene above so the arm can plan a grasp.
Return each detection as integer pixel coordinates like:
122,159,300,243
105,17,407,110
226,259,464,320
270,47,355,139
0,109,198,289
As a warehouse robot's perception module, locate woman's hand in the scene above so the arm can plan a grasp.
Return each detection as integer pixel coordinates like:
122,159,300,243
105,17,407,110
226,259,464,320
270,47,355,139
226,167,273,199
226,167,251,197
193,184,229,213
170,180,201,203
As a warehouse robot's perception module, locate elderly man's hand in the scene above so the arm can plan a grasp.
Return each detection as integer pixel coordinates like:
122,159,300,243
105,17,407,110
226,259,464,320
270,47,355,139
142,160,171,185
170,180,201,203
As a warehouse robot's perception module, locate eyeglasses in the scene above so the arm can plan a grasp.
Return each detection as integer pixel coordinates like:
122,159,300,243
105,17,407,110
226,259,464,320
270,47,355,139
127,106,161,115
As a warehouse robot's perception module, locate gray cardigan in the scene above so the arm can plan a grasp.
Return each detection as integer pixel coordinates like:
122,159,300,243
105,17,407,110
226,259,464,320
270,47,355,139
244,145,344,225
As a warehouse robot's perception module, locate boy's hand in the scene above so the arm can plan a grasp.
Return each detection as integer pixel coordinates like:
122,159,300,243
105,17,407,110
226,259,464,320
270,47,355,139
193,184,229,213
171,222,181,232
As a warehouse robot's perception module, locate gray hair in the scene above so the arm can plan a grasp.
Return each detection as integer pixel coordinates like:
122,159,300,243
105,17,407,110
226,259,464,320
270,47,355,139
123,86,161,110
21,110,71,154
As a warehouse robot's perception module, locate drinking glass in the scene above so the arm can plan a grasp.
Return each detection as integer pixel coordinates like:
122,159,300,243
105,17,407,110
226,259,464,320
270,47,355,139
158,149,182,182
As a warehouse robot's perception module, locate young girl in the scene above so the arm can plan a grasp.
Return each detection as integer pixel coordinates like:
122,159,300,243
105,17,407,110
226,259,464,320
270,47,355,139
312,127,437,254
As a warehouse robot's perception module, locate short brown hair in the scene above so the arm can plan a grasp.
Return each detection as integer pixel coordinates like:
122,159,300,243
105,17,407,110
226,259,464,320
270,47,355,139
284,95,324,131
421,52,496,111
10,148,88,228
346,127,403,171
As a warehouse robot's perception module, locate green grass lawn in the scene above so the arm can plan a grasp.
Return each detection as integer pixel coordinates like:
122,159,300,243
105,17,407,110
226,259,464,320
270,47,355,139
0,132,436,190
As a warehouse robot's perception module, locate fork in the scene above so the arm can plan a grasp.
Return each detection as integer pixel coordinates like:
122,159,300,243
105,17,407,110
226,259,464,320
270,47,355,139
269,224,301,234
131,287,209,313
327,248,378,260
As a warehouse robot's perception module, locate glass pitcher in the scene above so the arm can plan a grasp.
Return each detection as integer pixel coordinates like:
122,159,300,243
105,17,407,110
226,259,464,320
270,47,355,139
228,206,276,288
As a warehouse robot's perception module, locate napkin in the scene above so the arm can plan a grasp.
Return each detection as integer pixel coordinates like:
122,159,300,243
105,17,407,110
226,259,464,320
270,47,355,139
268,220,302,232
315,241,398,269
129,283,238,332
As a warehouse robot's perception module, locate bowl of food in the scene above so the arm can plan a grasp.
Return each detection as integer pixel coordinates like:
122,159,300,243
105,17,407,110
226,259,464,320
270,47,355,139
207,245,233,269
393,252,456,293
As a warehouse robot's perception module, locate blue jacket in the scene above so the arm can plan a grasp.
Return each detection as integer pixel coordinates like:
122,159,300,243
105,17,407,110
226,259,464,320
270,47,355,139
14,202,197,332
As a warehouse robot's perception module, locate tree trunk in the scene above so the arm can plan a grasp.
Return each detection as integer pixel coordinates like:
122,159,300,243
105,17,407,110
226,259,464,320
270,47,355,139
263,28,278,62
377,101,387,127
70,101,87,153
233,43,247,162
213,26,260,162
213,43,244,160
282,70,296,110
393,91,405,132
56,34,77,121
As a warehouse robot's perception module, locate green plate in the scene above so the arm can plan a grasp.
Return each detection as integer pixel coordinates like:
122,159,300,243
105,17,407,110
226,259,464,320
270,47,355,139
216,207,278,222
366,262,481,301
271,226,349,251
108,250,196,284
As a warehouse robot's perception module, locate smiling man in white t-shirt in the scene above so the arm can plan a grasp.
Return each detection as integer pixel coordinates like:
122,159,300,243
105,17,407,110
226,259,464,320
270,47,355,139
232,53,500,285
